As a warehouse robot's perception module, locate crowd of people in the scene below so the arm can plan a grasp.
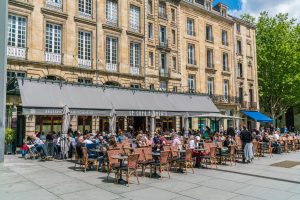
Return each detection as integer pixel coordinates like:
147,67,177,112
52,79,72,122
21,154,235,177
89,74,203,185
21,124,295,165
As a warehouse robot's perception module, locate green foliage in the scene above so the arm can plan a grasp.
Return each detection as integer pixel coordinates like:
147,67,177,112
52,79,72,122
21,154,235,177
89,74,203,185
5,128,16,144
240,13,256,25
248,11,300,121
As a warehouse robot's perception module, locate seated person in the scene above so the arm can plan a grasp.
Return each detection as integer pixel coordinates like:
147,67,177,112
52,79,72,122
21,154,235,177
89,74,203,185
32,134,48,157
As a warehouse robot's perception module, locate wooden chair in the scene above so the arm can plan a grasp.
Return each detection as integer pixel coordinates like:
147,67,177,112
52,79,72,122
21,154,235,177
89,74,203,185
134,147,147,176
81,147,98,173
228,145,236,166
151,151,170,179
252,141,260,159
178,149,194,174
209,146,218,168
169,146,180,171
116,154,140,186
74,146,82,170
141,147,154,177
107,149,121,182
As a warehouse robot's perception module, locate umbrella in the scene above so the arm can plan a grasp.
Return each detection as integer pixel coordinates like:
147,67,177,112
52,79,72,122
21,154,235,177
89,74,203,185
184,112,189,137
109,107,116,134
62,105,71,135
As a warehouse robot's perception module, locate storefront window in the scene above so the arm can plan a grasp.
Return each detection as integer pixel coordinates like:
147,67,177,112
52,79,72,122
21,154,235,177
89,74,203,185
35,116,62,133
78,116,92,132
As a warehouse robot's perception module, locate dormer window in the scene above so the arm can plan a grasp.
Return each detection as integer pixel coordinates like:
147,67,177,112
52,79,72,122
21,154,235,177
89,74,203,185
204,0,212,11
221,8,227,17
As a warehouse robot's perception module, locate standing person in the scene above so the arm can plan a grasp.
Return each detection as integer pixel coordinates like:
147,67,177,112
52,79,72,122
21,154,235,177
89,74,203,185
227,126,235,137
240,126,253,163
203,126,211,139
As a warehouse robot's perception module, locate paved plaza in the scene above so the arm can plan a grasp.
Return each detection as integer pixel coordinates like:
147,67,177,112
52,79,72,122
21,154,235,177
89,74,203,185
1,152,300,200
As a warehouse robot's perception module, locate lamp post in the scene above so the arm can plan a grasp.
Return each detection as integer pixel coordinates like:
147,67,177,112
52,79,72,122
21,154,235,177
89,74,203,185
0,0,8,162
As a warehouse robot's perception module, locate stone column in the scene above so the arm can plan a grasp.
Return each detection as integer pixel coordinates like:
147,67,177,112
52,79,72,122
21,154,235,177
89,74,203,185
150,116,156,135
175,116,180,132
70,115,78,131
184,117,189,136
25,115,35,137
124,116,128,131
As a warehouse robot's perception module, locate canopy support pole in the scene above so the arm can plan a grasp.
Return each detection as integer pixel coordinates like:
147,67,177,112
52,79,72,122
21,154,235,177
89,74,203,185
150,116,156,135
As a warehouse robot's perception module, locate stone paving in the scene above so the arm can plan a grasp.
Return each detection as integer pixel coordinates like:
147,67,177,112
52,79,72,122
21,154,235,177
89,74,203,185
1,152,300,200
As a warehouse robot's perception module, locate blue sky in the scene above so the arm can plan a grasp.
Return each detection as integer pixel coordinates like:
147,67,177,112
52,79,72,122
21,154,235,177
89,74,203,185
213,0,241,11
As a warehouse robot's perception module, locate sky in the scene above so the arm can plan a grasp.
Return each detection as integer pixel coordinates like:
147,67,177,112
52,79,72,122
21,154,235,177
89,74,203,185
214,0,300,22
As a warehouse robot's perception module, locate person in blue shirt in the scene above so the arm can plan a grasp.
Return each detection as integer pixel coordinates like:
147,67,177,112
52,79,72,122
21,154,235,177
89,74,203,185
117,131,126,143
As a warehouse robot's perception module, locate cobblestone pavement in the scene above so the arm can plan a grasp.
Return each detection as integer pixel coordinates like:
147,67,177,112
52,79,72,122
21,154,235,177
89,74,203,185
1,152,300,200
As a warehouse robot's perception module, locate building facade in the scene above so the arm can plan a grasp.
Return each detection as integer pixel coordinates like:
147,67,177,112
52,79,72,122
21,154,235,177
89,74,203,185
6,0,259,139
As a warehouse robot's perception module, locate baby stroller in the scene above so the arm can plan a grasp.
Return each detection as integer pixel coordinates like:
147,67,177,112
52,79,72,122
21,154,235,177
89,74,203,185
25,144,40,159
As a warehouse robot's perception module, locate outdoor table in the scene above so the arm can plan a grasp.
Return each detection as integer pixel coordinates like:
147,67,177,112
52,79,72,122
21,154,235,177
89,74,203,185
111,155,128,184
151,152,161,178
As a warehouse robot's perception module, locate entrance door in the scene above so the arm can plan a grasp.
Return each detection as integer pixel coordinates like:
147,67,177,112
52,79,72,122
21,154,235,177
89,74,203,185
133,117,146,132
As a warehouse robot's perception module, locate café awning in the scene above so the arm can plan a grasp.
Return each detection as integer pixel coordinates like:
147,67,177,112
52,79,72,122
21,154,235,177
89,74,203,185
241,110,273,123
18,78,220,116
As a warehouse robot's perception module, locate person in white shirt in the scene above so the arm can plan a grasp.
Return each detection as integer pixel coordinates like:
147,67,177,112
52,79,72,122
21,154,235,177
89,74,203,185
188,136,196,149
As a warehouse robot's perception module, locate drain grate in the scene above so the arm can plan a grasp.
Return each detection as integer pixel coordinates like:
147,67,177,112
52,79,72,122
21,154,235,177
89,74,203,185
270,161,300,168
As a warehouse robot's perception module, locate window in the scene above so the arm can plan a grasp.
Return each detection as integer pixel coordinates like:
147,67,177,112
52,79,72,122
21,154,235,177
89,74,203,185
239,87,243,102
237,40,242,55
172,56,176,70
188,74,195,93
236,24,241,33
46,0,62,9
106,0,118,25
246,43,252,57
7,71,26,82
148,0,153,15
222,52,228,71
130,5,140,32
160,53,167,71
149,52,153,66
248,64,253,79
206,24,213,41
204,0,211,11
106,36,118,65
78,0,92,18
187,18,194,36
130,84,140,89
148,23,153,39
221,8,227,17
171,9,176,22
160,81,167,91
159,25,167,46
46,23,61,54
78,77,92,84
8,15,26,48
208,78,214,95
149,84,155,90
188,44,195,65
222,30,228,46
130,42,140,68
172,30,176,45
249,89,254,102
159,1,166,18
238,63,243,77
207,49,213,68
224,80,229,99
78,31,92,67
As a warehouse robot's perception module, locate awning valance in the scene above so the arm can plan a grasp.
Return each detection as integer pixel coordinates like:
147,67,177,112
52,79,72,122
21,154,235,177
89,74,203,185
18,79,219,116
241,110,273,123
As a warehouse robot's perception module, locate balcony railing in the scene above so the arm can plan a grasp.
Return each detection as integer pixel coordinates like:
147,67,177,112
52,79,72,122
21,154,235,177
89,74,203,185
207,63,214,69
130,66,140,75
7,46,27,59
46,0,62,10
106,63,118,72
209,94,240,105
158,12,167,19
106,19,118,27
159,40,168,48
249,102,258,110
45,52,62,64
78,58,92,68
78,11,92,19
160,69,169,77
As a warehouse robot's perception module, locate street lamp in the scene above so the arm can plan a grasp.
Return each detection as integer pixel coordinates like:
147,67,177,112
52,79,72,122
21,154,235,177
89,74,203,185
0,0,8,162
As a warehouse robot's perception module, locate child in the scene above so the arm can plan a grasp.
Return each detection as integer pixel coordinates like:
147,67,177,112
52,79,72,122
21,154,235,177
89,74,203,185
21,143,29,157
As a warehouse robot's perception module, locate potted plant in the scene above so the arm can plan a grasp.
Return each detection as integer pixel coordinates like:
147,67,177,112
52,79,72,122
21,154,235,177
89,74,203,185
5,128,16,154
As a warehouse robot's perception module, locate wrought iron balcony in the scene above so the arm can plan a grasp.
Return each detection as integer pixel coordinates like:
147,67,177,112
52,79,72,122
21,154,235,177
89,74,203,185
46,0,62,11
78,58,92,69
159,40,168,48
159,69,169,77
158,12,168,19
249,102,258,110
130,66,140,75
106,62,118,72
44,52,62,64
209,94,240,105
7,46,27,59
78,11,92,19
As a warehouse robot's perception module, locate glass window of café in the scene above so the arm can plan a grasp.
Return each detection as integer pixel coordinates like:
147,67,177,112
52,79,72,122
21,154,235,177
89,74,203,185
78,116,92,132
35,116,62,133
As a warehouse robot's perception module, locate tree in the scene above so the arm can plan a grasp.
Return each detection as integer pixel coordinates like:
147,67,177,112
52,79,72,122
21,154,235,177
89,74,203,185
248,12,300,124
240,13,256,25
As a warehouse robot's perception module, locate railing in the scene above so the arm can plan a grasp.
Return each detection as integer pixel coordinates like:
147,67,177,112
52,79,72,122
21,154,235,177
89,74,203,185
249,102,257,110
240,101,248,108
7,46,27,59
78,11,92,19
106,19,118,27
106,63,118,72
159,40,168,48
78,58,92,68
158,12,168,19
187,30,196,36
130,66,140,75
207,63,214,69
45,52,62,64
209,94,240,105
46,0,62,10
159,69,169,77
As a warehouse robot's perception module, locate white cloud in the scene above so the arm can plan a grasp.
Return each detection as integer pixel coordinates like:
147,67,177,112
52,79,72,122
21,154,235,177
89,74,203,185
230,0,300,22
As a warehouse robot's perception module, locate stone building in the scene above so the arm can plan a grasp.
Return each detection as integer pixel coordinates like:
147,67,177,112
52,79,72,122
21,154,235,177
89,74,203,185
6,0,259,141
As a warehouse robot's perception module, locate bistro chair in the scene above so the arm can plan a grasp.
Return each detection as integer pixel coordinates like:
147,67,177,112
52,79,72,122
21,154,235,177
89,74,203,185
81,147,99,173
150,151,170,179
169,146,180,171
177,149,194,174
224,145,236,166
252,141,260,159
142,147,155,177
107,149,121,182
116,154,140,186
133,147,147,176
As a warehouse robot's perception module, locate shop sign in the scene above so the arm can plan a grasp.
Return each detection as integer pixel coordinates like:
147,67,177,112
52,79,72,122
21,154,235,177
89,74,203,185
128,110,168,117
